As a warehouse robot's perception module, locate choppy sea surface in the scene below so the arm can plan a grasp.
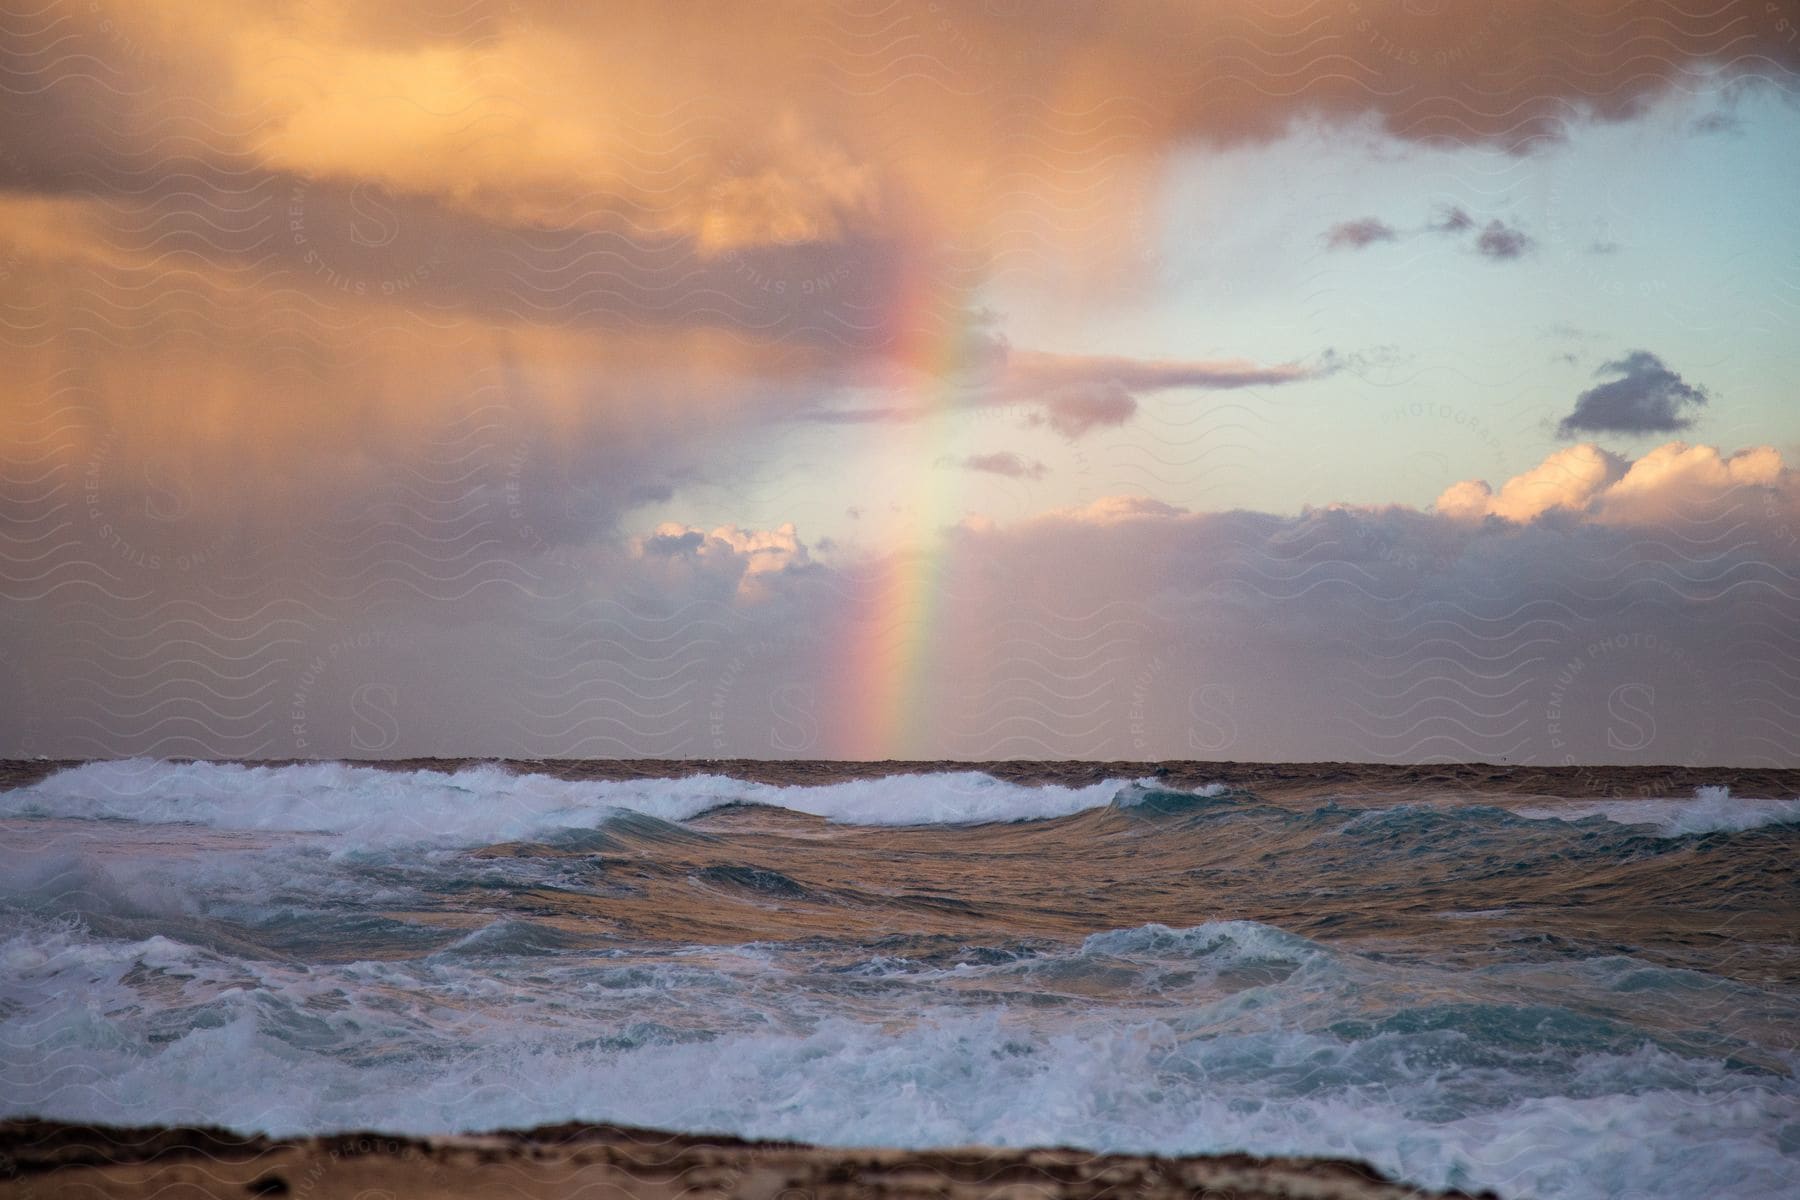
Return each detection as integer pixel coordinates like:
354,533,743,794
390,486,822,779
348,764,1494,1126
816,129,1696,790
2,761,1797,1200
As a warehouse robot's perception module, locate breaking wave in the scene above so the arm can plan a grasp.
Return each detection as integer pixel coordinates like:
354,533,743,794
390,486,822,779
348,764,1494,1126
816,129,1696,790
0,759,1129,846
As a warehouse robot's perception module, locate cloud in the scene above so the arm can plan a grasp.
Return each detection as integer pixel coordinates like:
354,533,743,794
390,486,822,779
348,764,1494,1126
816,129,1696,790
1690,110,1743,136
9,1,1794,274
795,343,1329,437
638,528,707,557
1031,382,1138,437
1435,444,1625,521
1435,441,1784,523
1557,351,1710,436
4,4,1798,762
1598,442,1785,523
1474,219,1533,259
1003,348,1329,436
706,524,812,577
1325,218,1399,250
1428,205,1476,233
1001,351,1324,394
9,438,1797,761
873,439,1797,761
1332,207,1531,259
1044,495,1189,523
0,0,1753,544
955,452,1047,480
632,521,812,599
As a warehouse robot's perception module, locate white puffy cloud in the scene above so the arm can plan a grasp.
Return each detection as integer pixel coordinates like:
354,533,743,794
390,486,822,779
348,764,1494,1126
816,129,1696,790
1435,443,1625,522
1596,443,1786,523
1435,442,1789,524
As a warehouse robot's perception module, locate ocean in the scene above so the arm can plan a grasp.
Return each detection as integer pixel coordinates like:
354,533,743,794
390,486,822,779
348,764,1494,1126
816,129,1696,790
2,760,1797,1199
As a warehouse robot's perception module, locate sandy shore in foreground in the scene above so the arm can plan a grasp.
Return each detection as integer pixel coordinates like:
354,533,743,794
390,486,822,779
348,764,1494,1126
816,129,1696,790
0,1120,1495,1200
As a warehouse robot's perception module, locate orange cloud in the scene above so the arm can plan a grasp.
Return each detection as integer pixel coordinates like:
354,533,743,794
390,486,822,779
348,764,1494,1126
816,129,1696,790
1436,443,1791,524
1047,495,1190,524
35,0,1794,270
1435,444,1625,522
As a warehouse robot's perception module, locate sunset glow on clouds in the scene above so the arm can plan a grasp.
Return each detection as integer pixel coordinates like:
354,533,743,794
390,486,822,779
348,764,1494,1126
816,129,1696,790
1,1,1797,762
1436,443,1789,524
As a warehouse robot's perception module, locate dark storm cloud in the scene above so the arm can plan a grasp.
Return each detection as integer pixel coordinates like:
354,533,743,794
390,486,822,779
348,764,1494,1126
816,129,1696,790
615,444,1796,762
1326,218,1399,250
0,0,1771,436
3,1,1798,764
4,439,1795,761
1558,351,1710,436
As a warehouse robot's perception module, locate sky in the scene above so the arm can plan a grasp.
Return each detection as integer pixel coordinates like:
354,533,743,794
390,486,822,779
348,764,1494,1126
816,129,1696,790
1,0,1798,764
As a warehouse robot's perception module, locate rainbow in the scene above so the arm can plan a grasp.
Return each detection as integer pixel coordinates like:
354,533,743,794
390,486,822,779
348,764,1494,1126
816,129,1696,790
831,266,988,760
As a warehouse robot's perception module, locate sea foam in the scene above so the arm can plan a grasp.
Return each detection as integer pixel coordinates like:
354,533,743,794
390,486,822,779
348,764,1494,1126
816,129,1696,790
2,759,1128,847
1512,786,1800,836
1,914,1793,1200
4,761,1796,1200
